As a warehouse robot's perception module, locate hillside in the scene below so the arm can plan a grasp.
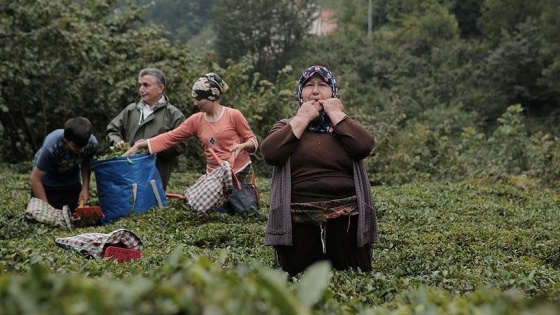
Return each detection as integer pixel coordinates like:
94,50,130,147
1,166,559,314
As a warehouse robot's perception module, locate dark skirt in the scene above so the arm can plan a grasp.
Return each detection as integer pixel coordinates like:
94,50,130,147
274,215,372,277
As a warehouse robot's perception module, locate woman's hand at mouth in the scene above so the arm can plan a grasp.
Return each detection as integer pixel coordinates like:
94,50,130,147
320,98,347,125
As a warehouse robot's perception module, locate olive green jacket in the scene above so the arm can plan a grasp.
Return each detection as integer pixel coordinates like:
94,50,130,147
106,95,187,157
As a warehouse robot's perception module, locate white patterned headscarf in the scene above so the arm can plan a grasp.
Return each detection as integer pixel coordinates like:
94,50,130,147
191,73,229,101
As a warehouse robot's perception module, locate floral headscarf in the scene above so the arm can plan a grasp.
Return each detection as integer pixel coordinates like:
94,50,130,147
297,65,339,134
192,73,229,101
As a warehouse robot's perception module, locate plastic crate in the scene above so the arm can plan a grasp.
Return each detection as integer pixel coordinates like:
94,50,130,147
104,246,142,263
74,203,104,227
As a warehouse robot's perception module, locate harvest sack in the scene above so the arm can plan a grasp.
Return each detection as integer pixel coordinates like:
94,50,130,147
24,197,73,229
92,153,167,224
186,160,234,215
54,229,143,258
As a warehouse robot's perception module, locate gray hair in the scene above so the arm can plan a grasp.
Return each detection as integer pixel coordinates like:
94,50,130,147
139,68,166,87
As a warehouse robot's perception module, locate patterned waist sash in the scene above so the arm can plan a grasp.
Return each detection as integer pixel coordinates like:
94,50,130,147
290,195,358,225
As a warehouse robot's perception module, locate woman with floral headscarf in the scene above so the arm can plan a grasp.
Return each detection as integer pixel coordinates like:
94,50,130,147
261,65,378,277
124,73,260,217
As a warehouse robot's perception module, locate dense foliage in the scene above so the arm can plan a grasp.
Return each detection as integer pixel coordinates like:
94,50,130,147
1,167,559,313
0,0,211,163
369,104,560,189
123,0,220,46
4,0,560,186
211,0,317,81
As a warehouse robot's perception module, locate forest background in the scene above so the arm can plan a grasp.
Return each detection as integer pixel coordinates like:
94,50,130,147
2,0,560,188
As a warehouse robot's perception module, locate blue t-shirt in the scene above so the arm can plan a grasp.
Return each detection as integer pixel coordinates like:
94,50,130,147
33,129,99,188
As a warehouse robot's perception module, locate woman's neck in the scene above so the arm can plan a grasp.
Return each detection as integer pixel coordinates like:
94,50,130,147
206,103,224,121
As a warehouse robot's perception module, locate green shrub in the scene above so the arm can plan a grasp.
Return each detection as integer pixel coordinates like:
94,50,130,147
369,104,560,189
1,167,560,313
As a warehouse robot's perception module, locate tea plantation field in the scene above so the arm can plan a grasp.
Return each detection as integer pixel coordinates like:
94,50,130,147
1,165,560,314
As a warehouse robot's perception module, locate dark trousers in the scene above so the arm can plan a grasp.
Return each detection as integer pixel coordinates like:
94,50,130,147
156,157,177,191
31,183,81,211
274,215,372,277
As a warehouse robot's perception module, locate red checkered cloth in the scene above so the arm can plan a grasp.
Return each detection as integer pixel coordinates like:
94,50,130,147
54,229,143,258
185,160,233,215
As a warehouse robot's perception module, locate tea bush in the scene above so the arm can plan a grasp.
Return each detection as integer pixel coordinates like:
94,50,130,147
369,104,560,189
1,165,560,314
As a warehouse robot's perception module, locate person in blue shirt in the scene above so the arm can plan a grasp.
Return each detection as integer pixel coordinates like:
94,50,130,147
30,117,99,211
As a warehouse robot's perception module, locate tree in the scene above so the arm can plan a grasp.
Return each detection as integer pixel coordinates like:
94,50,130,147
484,20,558,120
211,0,317,80
477,0,541,46
450,0,484,38
0,0,304,171
335,0,484,40
0,0,210,163
391,1,459,54
120,0,220,45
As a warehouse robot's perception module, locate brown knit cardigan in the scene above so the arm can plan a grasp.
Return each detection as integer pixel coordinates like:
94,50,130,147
264,157,378,247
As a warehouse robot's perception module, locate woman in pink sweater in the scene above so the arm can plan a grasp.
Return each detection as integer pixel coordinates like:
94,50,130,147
124,73,260,217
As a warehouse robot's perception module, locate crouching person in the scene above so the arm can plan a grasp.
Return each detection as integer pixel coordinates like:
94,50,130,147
30,117,99,211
